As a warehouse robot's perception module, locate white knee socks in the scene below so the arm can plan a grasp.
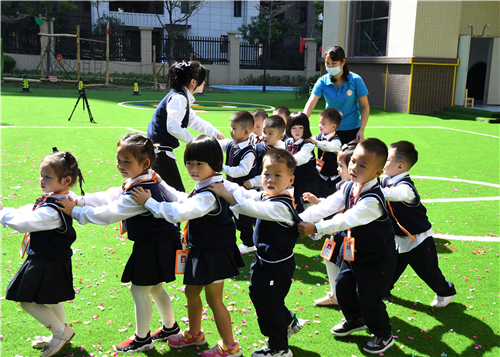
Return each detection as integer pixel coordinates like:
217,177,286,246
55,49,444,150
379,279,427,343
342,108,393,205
130,284,153,338
48,303,65,324
150,283,175,328
20,302,65,335
325,260,340,300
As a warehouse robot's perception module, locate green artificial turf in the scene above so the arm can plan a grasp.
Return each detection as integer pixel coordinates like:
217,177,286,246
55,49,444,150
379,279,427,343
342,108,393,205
0,86,499,357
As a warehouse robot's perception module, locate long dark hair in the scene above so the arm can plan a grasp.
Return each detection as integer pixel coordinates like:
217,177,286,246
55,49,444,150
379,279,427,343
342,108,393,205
169,60,207,93
324,46,350,82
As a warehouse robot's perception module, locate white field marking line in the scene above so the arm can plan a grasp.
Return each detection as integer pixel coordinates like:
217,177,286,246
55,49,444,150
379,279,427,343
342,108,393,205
411,175,500,188
117,100,276,112
434,234,499,242
369,126,500,139
0,126,136,129
423,196,499,203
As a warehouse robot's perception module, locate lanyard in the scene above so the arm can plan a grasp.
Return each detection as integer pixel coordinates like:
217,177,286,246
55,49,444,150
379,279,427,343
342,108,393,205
318,131,337,161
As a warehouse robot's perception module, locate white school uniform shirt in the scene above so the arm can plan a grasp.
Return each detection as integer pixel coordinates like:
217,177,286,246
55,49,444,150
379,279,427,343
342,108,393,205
248,140,286,188
144,174,231,223
317,132,342,181
219,138,256,179
0,191,77,233
72,172,156,226
289,138,316,166
381,172,434,253
166,87,221,155
225,182,295,225
299,178,384,236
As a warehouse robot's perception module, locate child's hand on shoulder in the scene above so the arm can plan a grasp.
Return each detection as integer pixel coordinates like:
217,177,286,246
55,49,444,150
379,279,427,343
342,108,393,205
0,202,3,210
208,182,226,197
305,138,317,146
217,132,225,140
154,174,163,184
57,197,77,216
130,187,151,206
302,192,320,205
243,180,252,189
297,222,318,237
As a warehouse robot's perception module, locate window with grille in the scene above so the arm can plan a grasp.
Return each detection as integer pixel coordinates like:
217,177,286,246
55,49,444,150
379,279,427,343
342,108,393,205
354,1,389,56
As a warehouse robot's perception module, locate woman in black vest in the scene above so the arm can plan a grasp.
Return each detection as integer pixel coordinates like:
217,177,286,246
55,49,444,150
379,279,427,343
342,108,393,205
147,61,225,192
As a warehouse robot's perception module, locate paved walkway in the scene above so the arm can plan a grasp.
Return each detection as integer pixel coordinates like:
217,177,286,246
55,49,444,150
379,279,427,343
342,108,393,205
210,85,296,92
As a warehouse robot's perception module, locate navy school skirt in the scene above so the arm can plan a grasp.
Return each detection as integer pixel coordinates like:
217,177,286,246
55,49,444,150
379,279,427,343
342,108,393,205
6,255,75,304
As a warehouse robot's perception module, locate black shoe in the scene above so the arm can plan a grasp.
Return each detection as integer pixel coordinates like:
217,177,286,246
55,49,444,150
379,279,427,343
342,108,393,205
363,334,394,354
331,318,367,336
115,332,154,353
151,321,181,341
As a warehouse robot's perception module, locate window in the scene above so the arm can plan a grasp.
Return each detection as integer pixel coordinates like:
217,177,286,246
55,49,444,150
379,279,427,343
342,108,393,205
181,1,190,14
234,1,242,17
354,1,389,56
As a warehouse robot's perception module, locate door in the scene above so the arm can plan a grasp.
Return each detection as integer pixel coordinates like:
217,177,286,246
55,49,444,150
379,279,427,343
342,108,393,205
454,35,471,106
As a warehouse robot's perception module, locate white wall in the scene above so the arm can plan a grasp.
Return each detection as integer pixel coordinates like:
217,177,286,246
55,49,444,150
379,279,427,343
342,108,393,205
387,0,417,57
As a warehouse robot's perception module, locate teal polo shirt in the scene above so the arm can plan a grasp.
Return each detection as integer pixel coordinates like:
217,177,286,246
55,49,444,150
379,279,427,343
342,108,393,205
312,72,369,131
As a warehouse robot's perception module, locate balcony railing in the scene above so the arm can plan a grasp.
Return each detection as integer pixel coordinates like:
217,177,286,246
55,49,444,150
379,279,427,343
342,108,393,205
109,11,164,28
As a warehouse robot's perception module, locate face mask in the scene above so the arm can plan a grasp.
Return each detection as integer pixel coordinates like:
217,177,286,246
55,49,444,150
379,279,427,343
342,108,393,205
326,65,342,77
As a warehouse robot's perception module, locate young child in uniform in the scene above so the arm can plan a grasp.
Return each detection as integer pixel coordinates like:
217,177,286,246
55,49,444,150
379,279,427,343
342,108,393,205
285,112,323,213
298,138,396,354
306,108,343,196
303,142,357,306
58,134,181,354
148,60,224,192
0,148,84,357
244,115,286,190
219,111,257,254
382,141,456,307
209,149,305,357
273,106,290,141
131,135,244,357
249,109,268,146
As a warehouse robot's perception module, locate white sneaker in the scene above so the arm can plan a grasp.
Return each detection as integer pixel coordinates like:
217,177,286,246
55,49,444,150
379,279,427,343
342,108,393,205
251,345,293,357
238,244,257,254
286,314,305,339
308,233,321,241
430,294,456,307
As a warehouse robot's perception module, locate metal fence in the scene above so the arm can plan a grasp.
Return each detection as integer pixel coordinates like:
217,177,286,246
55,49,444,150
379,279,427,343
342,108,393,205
159,36,229,64
2,30,40,55
240,42,305,71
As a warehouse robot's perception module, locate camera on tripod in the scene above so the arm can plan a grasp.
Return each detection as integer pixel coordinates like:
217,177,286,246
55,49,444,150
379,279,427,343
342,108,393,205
69,78,96,123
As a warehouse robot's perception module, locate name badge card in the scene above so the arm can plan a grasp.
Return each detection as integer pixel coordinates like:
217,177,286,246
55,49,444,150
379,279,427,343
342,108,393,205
175,235,190,274
316,158,325,172
343,234,355,261
320,237,336,260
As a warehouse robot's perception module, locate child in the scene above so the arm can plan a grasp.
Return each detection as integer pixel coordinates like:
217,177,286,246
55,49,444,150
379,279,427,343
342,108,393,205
244,115,286,190
249,109,268,145
273,106,290,141
219,111,257,254
209,149,305,357
131,135,244,357
58,134,181,354
382,141,456,307
0,148,84,357
307,108,342,197
298,138,396,354
147,60,225,192
303,142,357,306
285,112,323,213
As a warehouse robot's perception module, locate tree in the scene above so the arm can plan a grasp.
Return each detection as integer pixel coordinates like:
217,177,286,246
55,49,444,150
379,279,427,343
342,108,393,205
238,13,302,46
151,0,205,67
92,15,126,36
312,1,324,49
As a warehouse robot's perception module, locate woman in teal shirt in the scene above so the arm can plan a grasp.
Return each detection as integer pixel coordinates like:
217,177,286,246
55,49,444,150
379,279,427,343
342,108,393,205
304,46,370,144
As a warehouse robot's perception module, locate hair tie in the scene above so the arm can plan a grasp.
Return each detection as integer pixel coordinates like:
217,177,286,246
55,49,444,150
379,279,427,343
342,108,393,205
341,144,349,151
175,61,190,70
52,147,58,153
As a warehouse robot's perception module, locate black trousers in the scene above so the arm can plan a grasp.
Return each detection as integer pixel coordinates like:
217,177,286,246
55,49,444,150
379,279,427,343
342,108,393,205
389,236,456,296
234,213,255,247
152,151,185,192
337,128,359,145
336,249,396,337
249,256,295,351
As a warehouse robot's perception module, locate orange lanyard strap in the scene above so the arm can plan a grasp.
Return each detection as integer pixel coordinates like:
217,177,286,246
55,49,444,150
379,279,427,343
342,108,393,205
386,201,416,241
318,130,337,161
346,183,365,235
122,172,157,192
182,221,188,244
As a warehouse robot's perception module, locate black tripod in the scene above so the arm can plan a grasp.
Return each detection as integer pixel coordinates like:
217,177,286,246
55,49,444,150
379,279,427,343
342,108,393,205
69,87,95,123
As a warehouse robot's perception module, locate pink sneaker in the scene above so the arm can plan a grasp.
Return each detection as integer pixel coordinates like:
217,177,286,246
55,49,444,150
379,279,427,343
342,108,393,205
202,340,242,357
167,329,206,348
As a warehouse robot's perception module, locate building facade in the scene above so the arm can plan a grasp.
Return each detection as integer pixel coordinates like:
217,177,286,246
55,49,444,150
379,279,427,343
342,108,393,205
322,1,500,114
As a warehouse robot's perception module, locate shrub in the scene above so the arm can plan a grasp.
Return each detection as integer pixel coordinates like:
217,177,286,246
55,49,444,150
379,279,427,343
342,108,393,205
240,74,305,87
4,55,16,73
294,74,321,99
